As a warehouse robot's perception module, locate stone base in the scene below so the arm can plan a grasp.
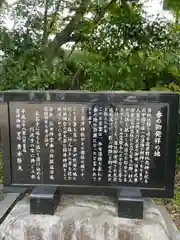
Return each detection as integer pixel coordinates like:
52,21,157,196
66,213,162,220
30,186,60,215
0,195,172,240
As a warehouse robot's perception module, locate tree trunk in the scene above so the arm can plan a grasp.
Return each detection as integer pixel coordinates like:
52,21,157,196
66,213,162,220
46,0,117,62
175,11,179,25
42,0,49,46
47,0,90,60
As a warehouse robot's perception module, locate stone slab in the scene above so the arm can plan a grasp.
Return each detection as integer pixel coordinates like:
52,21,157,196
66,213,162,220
157,204,180,240
0,193,20,222
0,184,27,194
0,195,177,240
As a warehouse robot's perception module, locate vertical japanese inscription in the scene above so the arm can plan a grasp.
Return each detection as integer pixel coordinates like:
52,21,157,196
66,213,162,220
12,103,91,184
112,108,118,183
154,110,163,157
35,111,41,180
16,108,27,172
123,108,130,183
139,108,145,183
66,107,72,181
144,108,152,183
29,110,42,181
57,105,85,181
61,106,78,181
66,106,77,181
90,104,166,186
118,108,124,183
72,107,78,180
49,107,55,181
12,101,167,187
129,108,135,183
44,106,55,181
61,107,68,180
80,106,85,179
134,108,140,183
97,106,103,181
29,126,35,179
108,107,114,182
91,106,98,182
91,105,104,182
21,109,27,154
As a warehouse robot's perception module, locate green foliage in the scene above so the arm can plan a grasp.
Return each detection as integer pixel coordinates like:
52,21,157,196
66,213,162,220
164,0,180,11
174,186,180,206
77,3,180,91
1,0,180,91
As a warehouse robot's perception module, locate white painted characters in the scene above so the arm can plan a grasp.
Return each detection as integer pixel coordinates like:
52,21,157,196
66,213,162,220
154,111,163,157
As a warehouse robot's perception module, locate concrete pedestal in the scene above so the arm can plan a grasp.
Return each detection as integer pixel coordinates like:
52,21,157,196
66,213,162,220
0,195,176,240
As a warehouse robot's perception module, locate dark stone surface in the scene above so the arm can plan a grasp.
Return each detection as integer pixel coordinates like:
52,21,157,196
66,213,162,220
117,188,143,219
30,186,60,215
7,102,169,188
0,91,179,202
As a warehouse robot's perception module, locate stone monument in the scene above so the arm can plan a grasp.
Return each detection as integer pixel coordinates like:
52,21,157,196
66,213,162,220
0,90,179,239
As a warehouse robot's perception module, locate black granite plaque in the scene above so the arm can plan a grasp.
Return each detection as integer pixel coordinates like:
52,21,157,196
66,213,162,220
0,91,179,199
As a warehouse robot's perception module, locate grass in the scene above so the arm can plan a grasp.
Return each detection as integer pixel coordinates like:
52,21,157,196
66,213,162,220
164,186,180,209
154,172,180,230
164,185,180,230
174,186,180,205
